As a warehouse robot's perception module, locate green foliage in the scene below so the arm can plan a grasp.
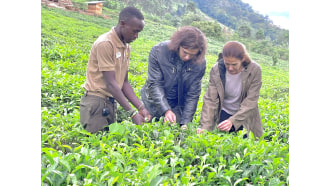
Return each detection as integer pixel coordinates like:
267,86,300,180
186,1,197,13
181,12,203,26
41,5,289,185
272,52,279,66
191,0,288,44
191,21,222,39
238,25,252,38
103,0,124,10
255,29,265,40
276,29,289,46
70,0,288,59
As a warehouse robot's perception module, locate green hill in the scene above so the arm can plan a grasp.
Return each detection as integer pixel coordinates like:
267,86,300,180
70,0,288,60
191,0,289,42
41,5,288,185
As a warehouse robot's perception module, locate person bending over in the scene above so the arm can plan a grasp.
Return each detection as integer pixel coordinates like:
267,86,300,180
141,26,207,129
197,41,263,138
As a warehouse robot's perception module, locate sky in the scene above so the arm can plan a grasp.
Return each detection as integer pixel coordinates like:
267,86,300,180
241,0,289,30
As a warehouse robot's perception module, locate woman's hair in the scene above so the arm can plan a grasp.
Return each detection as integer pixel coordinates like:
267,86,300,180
168,26,207,64
119,6,144,23
220,41,251,66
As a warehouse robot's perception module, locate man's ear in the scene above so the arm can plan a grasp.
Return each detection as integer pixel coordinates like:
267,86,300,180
119,20,125,26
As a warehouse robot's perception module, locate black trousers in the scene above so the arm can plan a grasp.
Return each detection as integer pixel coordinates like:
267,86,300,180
219,110,244,133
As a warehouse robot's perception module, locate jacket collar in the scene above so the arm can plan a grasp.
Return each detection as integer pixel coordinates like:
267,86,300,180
218,59,251,87
169,51,180,65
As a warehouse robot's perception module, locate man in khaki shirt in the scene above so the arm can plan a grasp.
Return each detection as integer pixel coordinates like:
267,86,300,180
80,7,151,133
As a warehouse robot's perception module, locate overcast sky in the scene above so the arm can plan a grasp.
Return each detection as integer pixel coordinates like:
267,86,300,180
241,0,289,30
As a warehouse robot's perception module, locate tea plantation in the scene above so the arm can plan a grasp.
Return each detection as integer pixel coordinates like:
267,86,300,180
41,5,289,185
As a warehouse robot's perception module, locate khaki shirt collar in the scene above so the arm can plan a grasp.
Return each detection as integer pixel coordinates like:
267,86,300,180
108,27,129,49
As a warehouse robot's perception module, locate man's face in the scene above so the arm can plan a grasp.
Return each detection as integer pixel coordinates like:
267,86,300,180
178,46,199,62
121,17,145,43
223,57,244,74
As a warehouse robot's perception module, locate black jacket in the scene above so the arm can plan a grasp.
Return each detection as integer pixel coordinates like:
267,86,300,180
141,41,206,124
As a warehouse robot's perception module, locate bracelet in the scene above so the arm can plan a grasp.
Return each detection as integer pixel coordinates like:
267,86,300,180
130,110,138,118
127,109,135,116
137,103,144,111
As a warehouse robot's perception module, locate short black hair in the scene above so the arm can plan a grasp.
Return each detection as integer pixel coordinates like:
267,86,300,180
119,6,144,22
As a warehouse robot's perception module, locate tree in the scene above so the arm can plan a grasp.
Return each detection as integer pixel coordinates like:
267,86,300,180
272,51,279,66
181,12,203,26
276,30,289,46
255,29,265,40
186,1,197,13
191,21,222,39
176,4,185,16
238,25,251,38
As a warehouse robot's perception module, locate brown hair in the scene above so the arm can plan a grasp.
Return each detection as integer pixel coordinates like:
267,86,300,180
168,26,207,64
221,41,251,66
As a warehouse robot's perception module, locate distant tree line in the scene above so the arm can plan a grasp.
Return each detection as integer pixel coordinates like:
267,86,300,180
191,0,289,46
88,0,289,60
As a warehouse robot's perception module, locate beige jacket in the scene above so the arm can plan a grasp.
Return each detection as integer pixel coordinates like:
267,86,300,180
200,60,263,138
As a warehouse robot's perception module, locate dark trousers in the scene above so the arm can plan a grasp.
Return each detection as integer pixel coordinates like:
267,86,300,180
79,93,117,133
219,110,244,133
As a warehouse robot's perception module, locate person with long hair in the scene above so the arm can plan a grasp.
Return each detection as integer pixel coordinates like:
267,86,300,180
197,41,263,138
141,26,207,129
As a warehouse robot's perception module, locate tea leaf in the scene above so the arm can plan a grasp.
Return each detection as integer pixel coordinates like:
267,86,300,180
108,123,125,135
150,175,166,186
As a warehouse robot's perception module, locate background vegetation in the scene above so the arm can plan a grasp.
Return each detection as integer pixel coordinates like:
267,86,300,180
41,1,289,185
73,0,289,62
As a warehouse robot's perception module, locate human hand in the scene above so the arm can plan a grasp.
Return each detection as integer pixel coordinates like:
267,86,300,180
138,106,152,122
196,128,206,134
164,110,176,125
131,113,144,125
217,120,233,132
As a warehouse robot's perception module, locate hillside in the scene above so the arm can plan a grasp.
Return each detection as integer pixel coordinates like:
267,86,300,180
77,0,288,45
41,4,288,185
67,0,288,60
192,0,288,42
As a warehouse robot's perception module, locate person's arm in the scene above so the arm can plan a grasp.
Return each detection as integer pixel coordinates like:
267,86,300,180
102,71,132,111
96,41,145,124
180,63,206,125
121,72,151,121
146,45,172,116
122,72,143,109
102,71,144,124
164,110,176,124
199,65,220,131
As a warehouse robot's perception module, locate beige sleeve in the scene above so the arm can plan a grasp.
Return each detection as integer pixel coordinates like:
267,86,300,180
96,41,115,72
200,66,220,131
